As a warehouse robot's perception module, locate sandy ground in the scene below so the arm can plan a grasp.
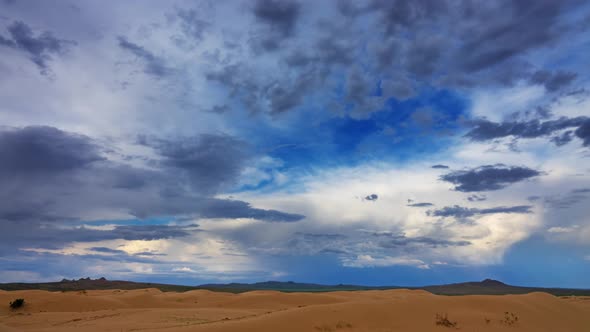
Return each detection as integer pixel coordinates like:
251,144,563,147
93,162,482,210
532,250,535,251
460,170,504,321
1,288,589,331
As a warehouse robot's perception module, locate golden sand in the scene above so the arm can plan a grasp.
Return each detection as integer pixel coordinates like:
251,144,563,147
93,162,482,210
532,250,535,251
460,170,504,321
1,288,589,331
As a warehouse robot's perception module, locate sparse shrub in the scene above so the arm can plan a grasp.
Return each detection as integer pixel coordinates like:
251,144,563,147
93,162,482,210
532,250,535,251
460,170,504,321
435,313,457,328
500,311,519,326
484,317,491,324
335,321,353,328
315,321,352,331
9,298,25,309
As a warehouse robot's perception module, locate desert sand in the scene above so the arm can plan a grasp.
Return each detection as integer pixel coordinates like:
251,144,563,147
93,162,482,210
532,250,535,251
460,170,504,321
1,288,589,331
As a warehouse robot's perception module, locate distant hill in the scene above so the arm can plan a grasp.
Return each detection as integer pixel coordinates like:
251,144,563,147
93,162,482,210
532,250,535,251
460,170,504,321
1,277,589,296
420,279,590,296
0,277,195,292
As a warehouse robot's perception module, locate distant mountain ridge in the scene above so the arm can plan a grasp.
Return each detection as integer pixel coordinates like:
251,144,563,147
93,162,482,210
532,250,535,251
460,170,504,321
1,278,589,296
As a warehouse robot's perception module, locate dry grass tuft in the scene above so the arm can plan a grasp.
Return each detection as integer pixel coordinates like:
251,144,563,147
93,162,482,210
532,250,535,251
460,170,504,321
435,313,457,328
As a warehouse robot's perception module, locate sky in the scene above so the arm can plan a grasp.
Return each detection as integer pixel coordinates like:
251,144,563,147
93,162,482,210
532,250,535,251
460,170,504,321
0,0,590,288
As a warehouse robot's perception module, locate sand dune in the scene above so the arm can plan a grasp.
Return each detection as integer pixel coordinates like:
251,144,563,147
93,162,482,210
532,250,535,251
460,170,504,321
1,289,589,331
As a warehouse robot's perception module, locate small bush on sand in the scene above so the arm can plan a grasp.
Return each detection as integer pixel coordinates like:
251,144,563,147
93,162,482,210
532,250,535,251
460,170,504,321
500,312,519,326
435,313,457,328
9,298,25,309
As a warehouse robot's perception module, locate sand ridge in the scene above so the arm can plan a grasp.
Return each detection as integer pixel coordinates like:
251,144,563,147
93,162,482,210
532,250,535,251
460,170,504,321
1,288,589,331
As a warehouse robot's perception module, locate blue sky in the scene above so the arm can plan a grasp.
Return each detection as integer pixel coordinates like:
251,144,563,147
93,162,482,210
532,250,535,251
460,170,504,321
1,0,590,288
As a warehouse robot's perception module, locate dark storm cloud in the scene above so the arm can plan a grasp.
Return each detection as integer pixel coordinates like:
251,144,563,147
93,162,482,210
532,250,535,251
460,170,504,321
440,164,541,192
173,0,587,117
206,62,317,114
407,202,433,207
0,223,196,254
530,70,577,92
365,0,584,83
314,27,356,66
576,120,590,146
0,20,76,74
144,134,252,194
465,116,589,145
267,70,317,114
428,205,532,218
205,64,265,112
117,36,173,78
0,251,170,278
336,0,371,17
251,0,301,52
405,37,443,78
253,0,301,37
0,126,305,254
454,1,577,72
431,164,449,169
370,0,447,34
0,126,104,175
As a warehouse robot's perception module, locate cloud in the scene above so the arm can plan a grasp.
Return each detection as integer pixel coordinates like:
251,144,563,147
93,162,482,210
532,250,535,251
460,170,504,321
540,188,590,209
431,164,449,169
428,205,533,218
198,0,589,118
370,0,447,34
547,226,578,233
407,202,433,207
440,164,541,192
365,0,586,87
0,223,196,255
550,130,574,146
455,2,568,72
0,126,305,255
89,247,126,254
0,20,76,74
0,126,104,175
465,116,590,146
376,234,470,248
380,77,416,100
253,0,300,37
251,0,301,51
197,199,305,222
117,36,173,78
174,8,210,44
467,194,487,202
364,194,378,201
530,70,577,92
576,120,590,146
342,254,430,269
142,134,252,195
